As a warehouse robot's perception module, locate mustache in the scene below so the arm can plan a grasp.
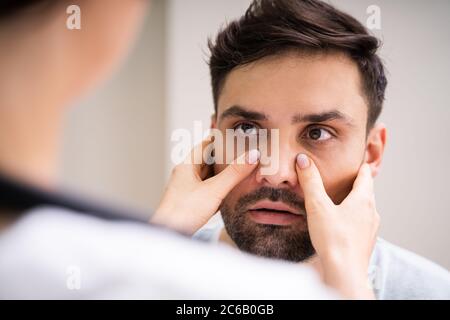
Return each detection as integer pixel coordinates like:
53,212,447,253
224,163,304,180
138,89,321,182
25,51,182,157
235,187,305,213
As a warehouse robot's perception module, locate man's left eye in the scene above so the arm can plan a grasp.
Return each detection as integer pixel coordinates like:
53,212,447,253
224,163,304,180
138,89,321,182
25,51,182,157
305,127,333,141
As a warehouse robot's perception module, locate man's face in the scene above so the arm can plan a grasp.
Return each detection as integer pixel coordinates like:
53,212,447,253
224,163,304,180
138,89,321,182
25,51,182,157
212,52,370,262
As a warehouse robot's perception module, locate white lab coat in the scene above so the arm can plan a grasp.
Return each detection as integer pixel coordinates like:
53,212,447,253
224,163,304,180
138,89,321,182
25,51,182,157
0,206,336,299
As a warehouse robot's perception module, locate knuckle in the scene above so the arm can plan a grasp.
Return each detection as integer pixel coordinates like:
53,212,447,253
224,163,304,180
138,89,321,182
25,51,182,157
361,193,375,208
171,163,190,180
171,164,181,176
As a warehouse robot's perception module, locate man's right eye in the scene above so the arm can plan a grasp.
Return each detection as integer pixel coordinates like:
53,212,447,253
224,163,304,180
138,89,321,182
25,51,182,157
233,122,259,136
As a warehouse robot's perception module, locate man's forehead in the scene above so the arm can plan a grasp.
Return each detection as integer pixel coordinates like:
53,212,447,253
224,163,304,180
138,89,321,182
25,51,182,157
216,51,367,124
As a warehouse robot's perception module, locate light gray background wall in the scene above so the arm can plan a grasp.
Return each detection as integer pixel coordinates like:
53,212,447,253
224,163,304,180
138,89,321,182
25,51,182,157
62,0,450,269
62,0,166,215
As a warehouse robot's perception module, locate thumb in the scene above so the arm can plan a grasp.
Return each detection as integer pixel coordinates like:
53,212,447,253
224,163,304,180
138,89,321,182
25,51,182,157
205,149,260,200
295,153,333,214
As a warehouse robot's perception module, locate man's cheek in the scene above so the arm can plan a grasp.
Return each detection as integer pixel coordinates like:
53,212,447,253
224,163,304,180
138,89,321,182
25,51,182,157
220,184,241,213
322,170,358,204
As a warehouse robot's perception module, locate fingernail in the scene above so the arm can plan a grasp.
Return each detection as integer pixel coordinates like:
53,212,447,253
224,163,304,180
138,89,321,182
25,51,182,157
297,153,310,169
248,149,260,164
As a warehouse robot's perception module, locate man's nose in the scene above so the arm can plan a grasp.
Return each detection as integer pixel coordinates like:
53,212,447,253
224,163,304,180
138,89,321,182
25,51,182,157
255,142,300,189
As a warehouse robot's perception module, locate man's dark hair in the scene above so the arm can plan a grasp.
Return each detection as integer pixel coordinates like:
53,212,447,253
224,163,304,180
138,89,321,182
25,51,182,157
209,0,387,128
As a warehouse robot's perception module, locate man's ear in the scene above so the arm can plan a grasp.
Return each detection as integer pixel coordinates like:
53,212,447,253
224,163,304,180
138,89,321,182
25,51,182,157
364,123,387,178
210,113,217,129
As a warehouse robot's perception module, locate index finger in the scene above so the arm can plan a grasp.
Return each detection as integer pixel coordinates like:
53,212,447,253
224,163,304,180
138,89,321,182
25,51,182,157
345,163,374,200
295,154,333,214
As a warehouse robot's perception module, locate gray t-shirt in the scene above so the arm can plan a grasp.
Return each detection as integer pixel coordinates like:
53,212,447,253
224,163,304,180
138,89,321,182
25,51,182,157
194,213,450,300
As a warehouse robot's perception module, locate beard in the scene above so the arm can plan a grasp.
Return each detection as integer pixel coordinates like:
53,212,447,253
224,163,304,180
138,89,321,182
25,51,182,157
220,187,316,262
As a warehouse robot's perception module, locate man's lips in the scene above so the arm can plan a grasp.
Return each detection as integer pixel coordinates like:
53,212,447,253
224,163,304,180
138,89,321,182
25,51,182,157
248,200,304,215
247,200,305,226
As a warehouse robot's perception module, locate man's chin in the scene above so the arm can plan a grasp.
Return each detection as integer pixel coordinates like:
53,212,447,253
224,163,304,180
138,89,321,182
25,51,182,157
223,220,315,263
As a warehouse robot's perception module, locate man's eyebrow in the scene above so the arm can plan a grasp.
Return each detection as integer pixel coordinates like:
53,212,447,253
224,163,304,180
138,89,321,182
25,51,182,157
219,105,268,122
292,110,354,126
